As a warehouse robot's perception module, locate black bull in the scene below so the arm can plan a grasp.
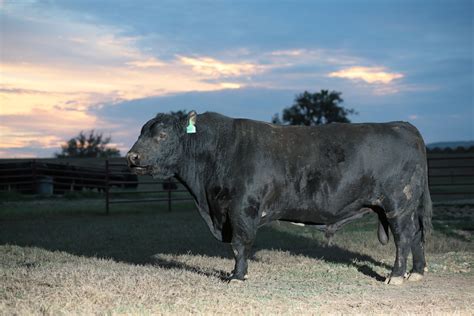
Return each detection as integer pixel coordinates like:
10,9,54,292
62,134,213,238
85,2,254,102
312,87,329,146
128,111,432,285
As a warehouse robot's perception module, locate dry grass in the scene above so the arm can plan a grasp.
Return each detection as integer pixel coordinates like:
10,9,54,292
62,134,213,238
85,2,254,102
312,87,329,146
0,199,473,315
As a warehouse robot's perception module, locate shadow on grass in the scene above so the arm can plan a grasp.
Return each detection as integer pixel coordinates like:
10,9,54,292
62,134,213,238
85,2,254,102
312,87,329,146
432,218,473,243
0,207,389,282
253,227,390,282
151,256,230,281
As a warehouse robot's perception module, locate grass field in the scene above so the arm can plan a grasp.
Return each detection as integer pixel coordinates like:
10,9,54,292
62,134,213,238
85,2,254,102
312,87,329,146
1,198,473,314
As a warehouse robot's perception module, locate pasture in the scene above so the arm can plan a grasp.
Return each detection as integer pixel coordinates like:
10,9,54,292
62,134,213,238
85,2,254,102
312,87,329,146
1,198,473,314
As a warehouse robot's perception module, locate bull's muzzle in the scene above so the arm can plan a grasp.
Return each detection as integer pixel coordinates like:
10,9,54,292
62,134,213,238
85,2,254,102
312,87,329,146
126,151,152,175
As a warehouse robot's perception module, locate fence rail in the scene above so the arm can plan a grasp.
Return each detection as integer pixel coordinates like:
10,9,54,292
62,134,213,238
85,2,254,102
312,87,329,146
102,160,194,214
427,153,474,200
0,152,473,211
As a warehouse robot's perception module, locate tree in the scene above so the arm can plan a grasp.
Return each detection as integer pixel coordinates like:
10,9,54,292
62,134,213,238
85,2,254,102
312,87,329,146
55,130,121,158
272,90,357,126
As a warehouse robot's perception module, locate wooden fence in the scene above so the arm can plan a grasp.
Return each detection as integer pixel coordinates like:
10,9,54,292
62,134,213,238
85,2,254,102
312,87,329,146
0,158,193,213
427,152,474,201
104,159,192,214
0,152,473,212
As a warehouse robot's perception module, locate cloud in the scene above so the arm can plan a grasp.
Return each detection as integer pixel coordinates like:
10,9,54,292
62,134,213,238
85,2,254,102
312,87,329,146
178,56,263,78
0,87,54,95
0,10,261,157
270,49,305,57
328,66,404,84
0,108,98,148
2,7,276,157
1,10,241,99
267,49,361,66
219,82,242,89
126,57,165,68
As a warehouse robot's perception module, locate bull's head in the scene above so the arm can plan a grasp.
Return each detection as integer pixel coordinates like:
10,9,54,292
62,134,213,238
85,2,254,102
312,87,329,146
127,110,197,179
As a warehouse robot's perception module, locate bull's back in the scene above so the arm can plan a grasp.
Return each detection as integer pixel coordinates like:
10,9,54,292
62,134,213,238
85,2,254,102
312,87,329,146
238,120,426,174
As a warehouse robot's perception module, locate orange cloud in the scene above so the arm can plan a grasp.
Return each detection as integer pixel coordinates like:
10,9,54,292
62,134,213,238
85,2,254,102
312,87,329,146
0,108,98,149
219,82,242,89
328,66,403,84
0,59,239,116
0,11,261,157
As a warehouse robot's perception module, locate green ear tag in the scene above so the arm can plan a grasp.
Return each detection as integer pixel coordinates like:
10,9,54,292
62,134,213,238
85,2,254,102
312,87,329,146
186,120,196,134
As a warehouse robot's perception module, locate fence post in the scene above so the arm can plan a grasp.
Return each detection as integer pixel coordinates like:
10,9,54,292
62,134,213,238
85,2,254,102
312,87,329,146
427,157,431,188
105,159,110,215
31,159,37,194
167,178,172,212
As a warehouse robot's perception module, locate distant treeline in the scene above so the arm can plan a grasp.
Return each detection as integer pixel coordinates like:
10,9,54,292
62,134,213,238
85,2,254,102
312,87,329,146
427,146,474,154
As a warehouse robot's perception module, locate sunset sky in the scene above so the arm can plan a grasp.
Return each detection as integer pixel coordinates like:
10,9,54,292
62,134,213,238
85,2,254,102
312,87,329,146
1,0,472,157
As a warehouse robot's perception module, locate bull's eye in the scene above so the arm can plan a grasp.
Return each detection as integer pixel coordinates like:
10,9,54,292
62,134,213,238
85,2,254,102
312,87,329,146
157,132,167,141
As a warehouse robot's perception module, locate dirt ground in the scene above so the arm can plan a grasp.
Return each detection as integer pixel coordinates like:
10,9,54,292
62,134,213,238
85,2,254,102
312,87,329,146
0,200,473,315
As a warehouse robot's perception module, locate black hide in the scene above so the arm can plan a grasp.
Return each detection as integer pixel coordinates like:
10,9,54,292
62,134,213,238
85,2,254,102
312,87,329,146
128,112,432,282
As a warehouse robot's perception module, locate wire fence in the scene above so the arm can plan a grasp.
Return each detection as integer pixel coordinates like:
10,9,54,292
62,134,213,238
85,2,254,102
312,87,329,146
0,152,472,213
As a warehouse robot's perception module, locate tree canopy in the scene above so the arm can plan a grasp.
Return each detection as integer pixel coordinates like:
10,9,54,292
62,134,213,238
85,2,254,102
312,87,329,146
55,130,121,158
272,90,356,126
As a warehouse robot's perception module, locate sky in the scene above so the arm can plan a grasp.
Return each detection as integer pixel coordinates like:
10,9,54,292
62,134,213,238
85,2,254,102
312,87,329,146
0,0,473,157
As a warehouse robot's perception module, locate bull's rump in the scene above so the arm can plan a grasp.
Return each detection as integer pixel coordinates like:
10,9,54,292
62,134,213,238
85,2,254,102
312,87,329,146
231,119,427,224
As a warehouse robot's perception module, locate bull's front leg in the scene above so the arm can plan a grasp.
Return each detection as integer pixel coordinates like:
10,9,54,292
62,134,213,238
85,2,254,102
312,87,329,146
229,239,253,281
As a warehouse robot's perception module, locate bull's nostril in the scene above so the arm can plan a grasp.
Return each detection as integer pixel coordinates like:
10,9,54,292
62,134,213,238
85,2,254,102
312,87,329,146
127,152,140,165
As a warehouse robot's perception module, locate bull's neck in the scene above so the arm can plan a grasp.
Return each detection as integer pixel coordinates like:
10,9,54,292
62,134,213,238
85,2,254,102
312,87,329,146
174,127,220,203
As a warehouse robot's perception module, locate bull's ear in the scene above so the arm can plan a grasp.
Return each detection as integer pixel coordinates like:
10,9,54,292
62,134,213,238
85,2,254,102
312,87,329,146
186,110,197,134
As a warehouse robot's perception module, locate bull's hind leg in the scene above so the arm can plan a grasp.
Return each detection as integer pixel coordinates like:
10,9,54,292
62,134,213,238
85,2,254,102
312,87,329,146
228,205,259,282
408,207,426,282
385,212,416,285
229,238,254,282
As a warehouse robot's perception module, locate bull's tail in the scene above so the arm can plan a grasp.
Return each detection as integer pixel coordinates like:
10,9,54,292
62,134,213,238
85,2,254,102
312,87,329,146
420,172,433,242
376,206,390,245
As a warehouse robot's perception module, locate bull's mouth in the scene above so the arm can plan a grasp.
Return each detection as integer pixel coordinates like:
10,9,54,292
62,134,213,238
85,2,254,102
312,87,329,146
129,165,152,175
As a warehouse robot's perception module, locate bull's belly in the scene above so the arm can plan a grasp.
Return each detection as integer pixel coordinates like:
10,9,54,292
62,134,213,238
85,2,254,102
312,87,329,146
259,205,342,226
278,207,341,224
259,192,374,227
